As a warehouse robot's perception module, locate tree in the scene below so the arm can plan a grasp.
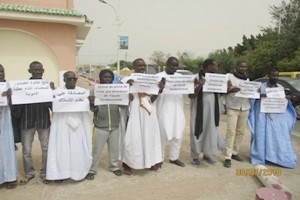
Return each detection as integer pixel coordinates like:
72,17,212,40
149,50,166,68
270,0,300,33
209,49,238,74
176,51,204,73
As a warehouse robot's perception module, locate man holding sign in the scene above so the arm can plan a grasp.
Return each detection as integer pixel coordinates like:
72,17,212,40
223,61,250,168
189,59,225,166
0,64,18,189
248,68,297,168
122,58,164,175
17,61,53,184
155,57,186,168
86,69,124,180
46,71,92,181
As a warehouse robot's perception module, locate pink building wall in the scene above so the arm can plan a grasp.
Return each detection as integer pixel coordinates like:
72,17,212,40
0,0,74,9
0,19,77,71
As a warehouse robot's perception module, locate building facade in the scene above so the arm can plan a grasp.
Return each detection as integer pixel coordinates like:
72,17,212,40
0,0,92,85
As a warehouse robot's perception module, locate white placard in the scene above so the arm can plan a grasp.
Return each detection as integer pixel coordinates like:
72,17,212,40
260,98,288,113
10,80,53,105
52,89,89,112
235,81,261,99
129,73,161,94
94,84,129,105
163,75,194,94
0,82,8,106
266,87,285,98
202,73,228,93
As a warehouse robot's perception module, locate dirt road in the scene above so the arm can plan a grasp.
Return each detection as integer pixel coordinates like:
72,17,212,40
1,77,299,200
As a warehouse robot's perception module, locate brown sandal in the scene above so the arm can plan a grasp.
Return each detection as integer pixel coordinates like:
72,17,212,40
19,176,34,185
6,181,17,189
85,173,95,180
113,170,123,176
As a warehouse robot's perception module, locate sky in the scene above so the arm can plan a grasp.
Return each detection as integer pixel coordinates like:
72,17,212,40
74,0,283,66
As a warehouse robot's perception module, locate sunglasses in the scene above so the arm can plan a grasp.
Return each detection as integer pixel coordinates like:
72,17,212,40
66,77,78,81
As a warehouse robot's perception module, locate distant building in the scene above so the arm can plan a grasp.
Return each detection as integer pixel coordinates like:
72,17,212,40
0,0,92,85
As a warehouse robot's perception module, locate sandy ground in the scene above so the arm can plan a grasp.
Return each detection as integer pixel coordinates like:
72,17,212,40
1,77,299,200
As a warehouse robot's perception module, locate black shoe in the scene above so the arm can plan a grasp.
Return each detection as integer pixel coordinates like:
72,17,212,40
113,170,123,176
231,154,243,162
169,159,185,167
223,159,231,168
156,162,163,169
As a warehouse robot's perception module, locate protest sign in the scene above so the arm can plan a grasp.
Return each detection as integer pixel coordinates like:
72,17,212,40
266,87,285,98
202,73,228,93
94,84,129,105
163,75,194,94
260,98,288,113
52,88,89,112
0,82,8,106
235,81,261,99
10,80,53,104
129,73,161,94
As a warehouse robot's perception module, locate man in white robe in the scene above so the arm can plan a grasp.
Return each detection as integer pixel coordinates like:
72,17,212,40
156,57,185,167
46,71,92,181
122,58,163,175
0,64,18,188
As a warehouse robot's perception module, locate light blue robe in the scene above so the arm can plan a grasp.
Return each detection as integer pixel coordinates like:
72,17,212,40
0,106,18,184
248,82,297,168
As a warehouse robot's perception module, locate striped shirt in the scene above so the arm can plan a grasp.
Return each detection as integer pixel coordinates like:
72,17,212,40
19,77,52,129
20,102,52,129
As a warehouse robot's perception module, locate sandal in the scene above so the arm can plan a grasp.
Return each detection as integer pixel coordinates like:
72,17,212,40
122,163,133,177
42,177,52,184
123,168,133,176
113,170,123,176
6,181,17,189
150,165,158,171
19,176,34,185
85,173,95,180
203,155,217,165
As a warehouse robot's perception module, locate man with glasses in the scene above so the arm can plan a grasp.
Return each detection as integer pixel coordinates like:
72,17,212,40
46,71,92,182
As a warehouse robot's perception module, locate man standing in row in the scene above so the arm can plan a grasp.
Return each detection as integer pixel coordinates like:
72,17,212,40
223,61,250,168
0,64,18,189
46,71,92,181
156,57,185,167
19,61,53,184
122,58,163,175
189,59,224,166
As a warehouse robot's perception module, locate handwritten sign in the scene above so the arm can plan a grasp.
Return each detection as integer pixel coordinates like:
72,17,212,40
0,82,8,106
202,73,228,93
260,98,288,113
163,75,194,94
52,88,89,112
10,80,53,105
266,87,285,98
235,81,261,99
94,84,129,105
129,73,161,94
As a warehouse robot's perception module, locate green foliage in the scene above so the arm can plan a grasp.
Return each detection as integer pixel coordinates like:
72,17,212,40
176,51,205,73
110,60,133,70
209,49,239,74
147,0,300,78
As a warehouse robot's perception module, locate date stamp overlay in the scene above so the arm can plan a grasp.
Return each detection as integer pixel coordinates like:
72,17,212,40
236,168,281,176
